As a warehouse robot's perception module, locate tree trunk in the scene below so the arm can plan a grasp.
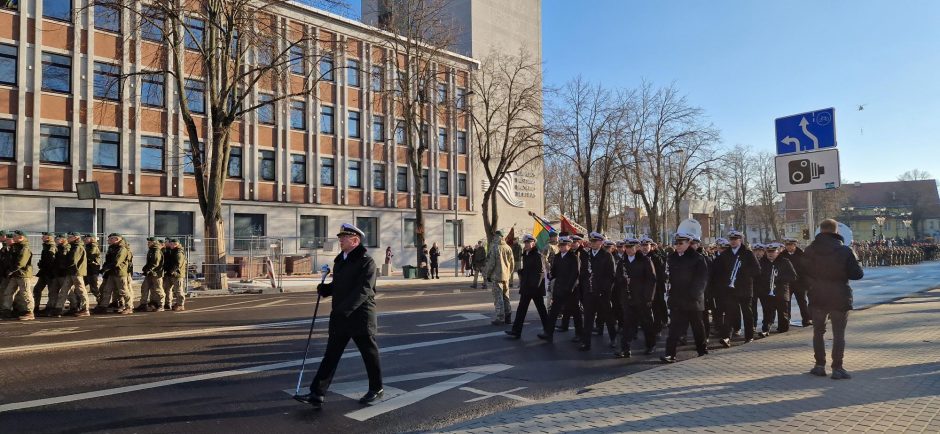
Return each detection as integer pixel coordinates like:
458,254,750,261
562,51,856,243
203,213,229,290
580,174,593,232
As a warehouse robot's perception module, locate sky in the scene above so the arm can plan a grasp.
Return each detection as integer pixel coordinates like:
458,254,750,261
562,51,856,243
340,0,939,184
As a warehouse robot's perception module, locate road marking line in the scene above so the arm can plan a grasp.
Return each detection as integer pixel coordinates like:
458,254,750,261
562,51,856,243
417,313,488,327
173,289,486,315
414,291,425,296
0,332,506,413
460,386,532,403
254,299,289,308
181,298,272,313
453,289,461,294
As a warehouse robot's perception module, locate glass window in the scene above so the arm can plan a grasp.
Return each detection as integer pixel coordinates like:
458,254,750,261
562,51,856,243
395,121,405,145
437,83,447,104
458,173,467,196
404,218,417,246
41,52,71,93
291,100,306,130
394,70,403,96
456,88,467,109
43,0,71,21
183,141,204,175
259,149,275,181
257,93,274,125
421,169,429,193
140,7,164,41
300,215,328,249
140,136,164,171
55,208,105,235
355,217,378,247
154,211,194,239
373,163,386,191
185,79,205,114
291,154,306,184
439,170,449,195
93,62,120,101
233,213,265,251
348,111,361,138
94,5,120,32
185,17,204,50
290,45,305,74
371,65,383,92
0,119,14,160
347,59,360,87
438,127,447,151
228,147,242,178
319,56,334,81
0,44,17,86
1,0,18,11
372,115,385,142
348,160,361,188
320,106,334,134
445,219,463,246
320,157,334,186
141,73,165,107
93,130,119,169
457,131,467,154
40,124,69,164
396,166,408,192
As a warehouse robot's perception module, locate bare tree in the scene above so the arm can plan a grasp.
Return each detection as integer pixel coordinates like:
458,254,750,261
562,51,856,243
469,49,544,238
87,0,344,289
898,169,933,181
753,151,782,240
720,144,757,235
543,158,580,221
667,128,720,230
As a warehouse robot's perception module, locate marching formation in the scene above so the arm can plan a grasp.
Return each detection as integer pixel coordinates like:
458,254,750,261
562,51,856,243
852,242,937,267
0,231,187,321
485,222,864,374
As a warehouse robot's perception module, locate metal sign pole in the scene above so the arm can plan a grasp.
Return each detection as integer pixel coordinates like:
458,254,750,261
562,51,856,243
806,191,815,239
92,198,98,237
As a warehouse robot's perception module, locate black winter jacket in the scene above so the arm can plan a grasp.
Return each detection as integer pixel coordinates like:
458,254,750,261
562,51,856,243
519,248,545,297
318,244,378,336
804,232,863,311
666,249,709,312
549,250,580,299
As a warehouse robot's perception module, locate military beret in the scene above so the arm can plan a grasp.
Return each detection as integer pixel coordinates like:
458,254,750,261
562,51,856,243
55,232,68,238
108,233,123,238
83,233,94,237
12,230,26,236
42,231,53,236
589,232,605,241
67,231,81,237
0,231,7,237
727,230,743,239
147,237,158,242
558,236,572,244
166,238,179,243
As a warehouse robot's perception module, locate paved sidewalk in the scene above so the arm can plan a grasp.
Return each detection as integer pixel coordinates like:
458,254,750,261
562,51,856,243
439,288,940,433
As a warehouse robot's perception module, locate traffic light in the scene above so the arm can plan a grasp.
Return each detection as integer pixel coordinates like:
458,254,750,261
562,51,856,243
802,229,810,240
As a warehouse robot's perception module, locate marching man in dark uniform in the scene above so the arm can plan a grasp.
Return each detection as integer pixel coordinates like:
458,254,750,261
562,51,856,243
758,242,797,334
296,223,383,409
661,233,709,363
557,234,586,338
579,232,616,351
616,237,657,358
540,236,580,342
506,234,551,340
713,230,761,347
782,238,811,326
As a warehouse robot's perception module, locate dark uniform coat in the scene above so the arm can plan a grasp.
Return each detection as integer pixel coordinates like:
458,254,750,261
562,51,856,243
711,246,761,298
756,256,797,297
36,241,58,279
143,246,165,278
318,244,378,336
549,250,580,299
588,248,616,295
618,253,656,306
666,249,709,312
804,232,864,312
519,248,545,297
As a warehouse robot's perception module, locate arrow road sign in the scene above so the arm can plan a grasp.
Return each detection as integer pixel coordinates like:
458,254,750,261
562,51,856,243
775,108,836,155
775,148,841,193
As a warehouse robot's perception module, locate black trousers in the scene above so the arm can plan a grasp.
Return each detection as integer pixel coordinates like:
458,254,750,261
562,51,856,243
721,295,754,341
621,298,656,352
558,290,583,334
430,263,439,278
773,290,791,332
581,291,616,345
652,287,668,326
665,308,706,357
32,276,54,312
611,293,623,330
310,332,382,396
755,294,775,331
512,292,550,334
790,285,810,324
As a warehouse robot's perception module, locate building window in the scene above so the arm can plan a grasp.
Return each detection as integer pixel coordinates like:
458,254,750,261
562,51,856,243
347,59,360,87
373,163,386,191
457,131,467,154
396,166,408,192
422,169,430,193
348,160,362,188
371,65,383,92
40,124,69,164
438,128,448,151
185,17,204,50
154,211,194,239
291,100,306,130
395,121,405,145
291,154,306,184
437,83,447,104
439,170,449,195
404,218,417,246
458,173,467,196
257,93,275,124
259,150,275,181
1,0,17,11
93,62,121,101
93,130,119,169
183,141,204,175
319,56,334,81
141,73,165,108
0,119,13,160
445,219,463,246
300,215,328,249
41,52,71,93
320,157,335,186
290,45,304,74
355,217,378,247
0,44,17,86
43,0,71,22
348,110,361,138
372,115,385,142
55,208,106,235
455,88,467,109
320,106,334,134
420,124,428,148
228,146,242,178
141,7,164,42
94,5,121,32
185,79,205,114
140,135,164,171
233,213,266,251
394,70,403,96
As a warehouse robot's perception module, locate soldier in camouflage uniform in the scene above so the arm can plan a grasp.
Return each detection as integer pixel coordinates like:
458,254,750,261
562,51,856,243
84,234,101,301
162,238,187,311
96,233,132,314
1,230,35,321
137,237,165,312
52,232,89,317
32,232,58,315
44,233,71,316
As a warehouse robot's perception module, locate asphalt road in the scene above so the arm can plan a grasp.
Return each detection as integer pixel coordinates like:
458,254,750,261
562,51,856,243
1,262,938,434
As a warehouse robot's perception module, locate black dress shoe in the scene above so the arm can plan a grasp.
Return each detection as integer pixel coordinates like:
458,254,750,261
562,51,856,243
293,392,325,406
644,347,655,355
578,344,591,351
504,330,521,339
660,355,677,363
359,389,384,404
537,333,553,342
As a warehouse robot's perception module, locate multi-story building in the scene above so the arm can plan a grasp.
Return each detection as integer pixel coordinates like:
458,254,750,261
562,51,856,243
0,1,491,270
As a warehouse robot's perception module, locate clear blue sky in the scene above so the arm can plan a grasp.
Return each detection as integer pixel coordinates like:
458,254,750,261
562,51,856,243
542,0,940,183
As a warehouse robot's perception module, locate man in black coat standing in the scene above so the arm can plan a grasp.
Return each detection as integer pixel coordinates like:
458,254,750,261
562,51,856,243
804,219,863,380
615,238,657,358
782,237,811,326
661,233,709,363
713,230,761,347
540,236,580,342
506,235,551,339
296,223,383,409
756,242,797,335
579,232,616,351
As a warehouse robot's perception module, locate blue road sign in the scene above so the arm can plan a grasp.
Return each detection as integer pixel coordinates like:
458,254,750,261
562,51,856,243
775,108,836,155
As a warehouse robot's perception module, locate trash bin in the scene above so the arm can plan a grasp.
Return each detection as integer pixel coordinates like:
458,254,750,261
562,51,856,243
402,265,416,279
